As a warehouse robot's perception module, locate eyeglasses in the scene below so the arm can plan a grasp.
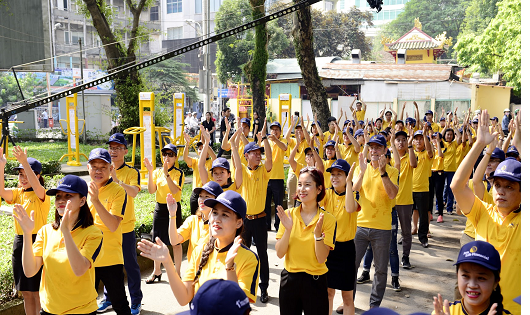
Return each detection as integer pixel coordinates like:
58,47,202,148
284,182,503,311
162,152,176,157
108,146,125,151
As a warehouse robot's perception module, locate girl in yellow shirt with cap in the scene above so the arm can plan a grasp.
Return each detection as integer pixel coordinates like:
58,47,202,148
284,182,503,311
0,146,50,315
276,167,337,315
138,191,260,305
13,175,103,315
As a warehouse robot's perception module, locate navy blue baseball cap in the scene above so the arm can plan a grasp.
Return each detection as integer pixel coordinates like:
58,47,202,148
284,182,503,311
88,148,111,164
324,140,336,148
270,121,281,130
243,142,264,155
327,116,337,123
14,157,42,174
493,159,521,182
425,110,434,115
343,119,351,126
379,130,389,136
210,158,231,171
106,133,128,146
367,135,387,147
472,118,479,123
362,308,400,315
311,120,321,128
490,148,505,161
358,120,365,125
193,181,224,198
490,116,499,122
354,129,364,138
162,143,179,155
426,121,432,127
506,145,519,157
395,131,408,138
455,240,501,272
343,127,354,135
440,117,446,122
304,146,319,155
326,159,350,174
406,117,416,125
385,148,392,158
204,190,247,219
46,174,88,197
413,130,424,138
240,118,251,127
177,279,250,315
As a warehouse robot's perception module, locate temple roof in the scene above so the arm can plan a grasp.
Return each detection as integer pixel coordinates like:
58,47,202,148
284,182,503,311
383,27,450,51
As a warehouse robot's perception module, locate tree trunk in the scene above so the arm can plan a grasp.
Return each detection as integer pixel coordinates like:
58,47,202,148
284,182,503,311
246,0,268,132
292,1,330,132
82,0,148,130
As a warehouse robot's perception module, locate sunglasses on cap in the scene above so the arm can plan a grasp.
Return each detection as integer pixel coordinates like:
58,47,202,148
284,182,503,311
162,152,176,157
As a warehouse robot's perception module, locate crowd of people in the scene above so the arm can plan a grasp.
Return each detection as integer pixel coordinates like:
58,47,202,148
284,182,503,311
5,98,521,315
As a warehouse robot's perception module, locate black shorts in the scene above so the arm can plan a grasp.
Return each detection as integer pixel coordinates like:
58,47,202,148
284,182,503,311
326,239,356,291
152,202,182,247
12,234,42,292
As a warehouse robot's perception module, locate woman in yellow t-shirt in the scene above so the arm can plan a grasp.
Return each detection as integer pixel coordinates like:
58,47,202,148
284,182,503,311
138,191,259,305
441,127,461,215
168,181,224,262
13,175,103,315
0,147,50,315
276,167,337,315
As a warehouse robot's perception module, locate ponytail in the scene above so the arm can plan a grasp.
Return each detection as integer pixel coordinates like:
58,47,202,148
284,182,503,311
193,237,216,284
490,271,504,314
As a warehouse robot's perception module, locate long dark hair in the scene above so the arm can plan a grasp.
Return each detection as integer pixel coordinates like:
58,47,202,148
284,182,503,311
456,266,504,314
443,128,454,142
295,167,326,202
52,198,94,231
205,111,212,122
17,171,45,188
193,213,244,284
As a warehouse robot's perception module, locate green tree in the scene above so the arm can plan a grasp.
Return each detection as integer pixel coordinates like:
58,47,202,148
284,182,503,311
142,58,198,104
459,0,501,36
381,0,469,57
454,0,520,94
0,73,46,107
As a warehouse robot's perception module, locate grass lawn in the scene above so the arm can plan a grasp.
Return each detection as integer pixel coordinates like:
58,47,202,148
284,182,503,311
11,141,104,163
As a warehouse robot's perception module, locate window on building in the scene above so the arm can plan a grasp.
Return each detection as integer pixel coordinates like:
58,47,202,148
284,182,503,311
72,31,83,44
340,0,345,9
167,0,182,14
195,0,202,13
212,0,222,12
150,6,159,21
167,27,183,40
384,10,390,20
64,31,70,44
390,10,396,19
63,0,68,10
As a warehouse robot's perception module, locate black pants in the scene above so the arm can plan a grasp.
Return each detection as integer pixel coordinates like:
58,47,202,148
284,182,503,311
279,269,328,315
41,311,96,315
264,179,285,231
432,171,445,216
95,265,130,315
241,216,269,291
413,192,430,244
190,191,199,216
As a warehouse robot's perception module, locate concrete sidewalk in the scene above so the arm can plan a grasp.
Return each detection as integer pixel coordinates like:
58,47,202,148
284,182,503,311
98,213,466,315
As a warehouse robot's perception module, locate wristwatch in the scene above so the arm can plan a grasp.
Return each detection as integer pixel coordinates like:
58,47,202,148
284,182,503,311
314,233,325,241
380,172,389,178
225,263,236,271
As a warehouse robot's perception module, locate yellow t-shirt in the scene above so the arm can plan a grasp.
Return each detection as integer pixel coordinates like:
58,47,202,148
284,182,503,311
455,143,469,167
287,138,308,175
320,188,358,242
88,179,127,267
337,143,358,168
33,223,103,315
431,147,444,171
177,215,209,262
182,242,260,303
323,130,343,144
7,188,50,235
355,109,366,121
429,122,441,133
269,139,287,180
115,163,141,234
354,164,399,230
464,179,493,239
276,205,337,275
241,164,271,215
413,150,433,192
221,181,242,194
393,152,414,205
189,158,213,189
430,300,511,315
154,166,184,203
323,159,336,189
382,120,394,130
442,140,458,172
466,196,521,315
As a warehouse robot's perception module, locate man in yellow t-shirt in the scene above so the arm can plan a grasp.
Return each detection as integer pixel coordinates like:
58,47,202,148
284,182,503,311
86,148,131,315
264,121,287,232
412,129,433,248
450,110,521,315
354,100,366,121
425,110,441,133
103,133,143,314
240,130,273,303
352,134,399,308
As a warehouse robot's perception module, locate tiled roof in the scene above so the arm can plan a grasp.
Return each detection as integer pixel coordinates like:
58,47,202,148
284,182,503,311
387,41,440,50
318,63,454,81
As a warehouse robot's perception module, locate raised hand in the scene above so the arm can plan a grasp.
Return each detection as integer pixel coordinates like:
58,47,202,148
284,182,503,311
347,163,355,182
378,154,388,174
202,125,211,144
390,128,396,144
163,159,169,176
138,237,171,264
88,181,99,203
407,126,414,145
60,200,75,234
0,147,7,168
276,205,293,231
225,235,243,267
166,193,177,217
476,110,497,145
143,158,153,173
358,152,367,172
12,204,34,234
184,133,191,145
432,294,450,315
314,213,325,239
12,146,28,164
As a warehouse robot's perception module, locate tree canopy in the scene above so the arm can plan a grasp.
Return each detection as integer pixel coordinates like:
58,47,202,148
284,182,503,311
0,73,46,107
454,0,520,94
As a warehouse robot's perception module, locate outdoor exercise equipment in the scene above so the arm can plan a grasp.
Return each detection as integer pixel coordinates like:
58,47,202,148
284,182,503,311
58,93,88,166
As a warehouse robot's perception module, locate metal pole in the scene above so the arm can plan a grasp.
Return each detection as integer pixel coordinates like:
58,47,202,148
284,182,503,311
79,38,87,144
202,0,210,113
